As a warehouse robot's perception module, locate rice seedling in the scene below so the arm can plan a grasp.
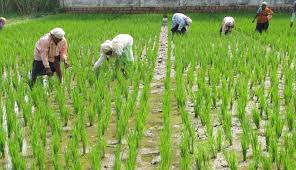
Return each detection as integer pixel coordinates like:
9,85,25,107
240,134,249,161
224,151,238,170
194,141,211,169
286,102,295,131
269,135,279,163
216,127,223,152
261,155,272,170
223,111,232,145
0,128,5,158
252,108,260,129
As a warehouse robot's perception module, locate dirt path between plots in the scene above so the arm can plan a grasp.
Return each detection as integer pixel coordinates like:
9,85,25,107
136,17,168,169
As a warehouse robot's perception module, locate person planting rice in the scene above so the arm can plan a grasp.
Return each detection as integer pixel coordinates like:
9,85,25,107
290,1,296,27
30,28,71,86
220,16,235,35
93,34,134,71
252,2,273,33
171,13,192,34
0,17,7,29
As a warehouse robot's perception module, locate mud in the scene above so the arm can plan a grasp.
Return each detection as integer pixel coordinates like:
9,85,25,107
136,17,168,169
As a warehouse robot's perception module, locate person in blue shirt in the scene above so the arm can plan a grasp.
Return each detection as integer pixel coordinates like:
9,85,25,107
171,13,192,34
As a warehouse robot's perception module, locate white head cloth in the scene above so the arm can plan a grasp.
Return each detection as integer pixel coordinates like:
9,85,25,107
100,40,113,55
50,28,65,39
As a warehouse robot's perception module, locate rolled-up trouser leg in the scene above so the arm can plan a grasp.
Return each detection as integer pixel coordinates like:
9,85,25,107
54,56,62,82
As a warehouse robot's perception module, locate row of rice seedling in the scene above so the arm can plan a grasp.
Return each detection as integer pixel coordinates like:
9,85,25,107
171,13,296,169
0,14,162,169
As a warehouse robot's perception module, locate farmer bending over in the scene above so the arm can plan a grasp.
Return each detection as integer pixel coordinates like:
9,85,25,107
31,28,71,85
290,1,296,27
171,13,192,34
94,34,134,71
220,16,235,35
0,17,7,29
252,2,273,33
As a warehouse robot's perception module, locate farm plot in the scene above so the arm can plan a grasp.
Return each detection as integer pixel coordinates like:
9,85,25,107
171,13,296,169
0,12,296,170
0,14,161,169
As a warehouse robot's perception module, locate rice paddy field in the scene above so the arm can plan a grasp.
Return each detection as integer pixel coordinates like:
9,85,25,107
0,13,296,169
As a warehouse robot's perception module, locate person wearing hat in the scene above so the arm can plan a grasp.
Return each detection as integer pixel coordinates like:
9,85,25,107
171,13,192,34
93,34,134,72
290,1,296,27
252,2,273,33
0,17,7,29
220,16,235,35
30,28,71,85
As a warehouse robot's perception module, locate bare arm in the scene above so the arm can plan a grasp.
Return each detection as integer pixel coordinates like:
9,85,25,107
94,55,106,70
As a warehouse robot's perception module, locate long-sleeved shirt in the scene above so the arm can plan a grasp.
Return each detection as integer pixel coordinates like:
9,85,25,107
34,34,68,68
94,34,134,69
172,13,188,31
256,7,273,23
221,17,235,33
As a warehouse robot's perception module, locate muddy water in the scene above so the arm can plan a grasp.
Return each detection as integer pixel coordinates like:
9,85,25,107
169,42,182,169
136,17,168,169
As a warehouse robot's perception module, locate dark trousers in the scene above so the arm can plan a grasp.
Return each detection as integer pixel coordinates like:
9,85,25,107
171,24,186,34
220,27,231,35
256,22,269,33
31,56,62,85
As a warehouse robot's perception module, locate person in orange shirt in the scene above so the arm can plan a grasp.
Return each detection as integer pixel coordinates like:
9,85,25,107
252,2,273,33
31,28,71,86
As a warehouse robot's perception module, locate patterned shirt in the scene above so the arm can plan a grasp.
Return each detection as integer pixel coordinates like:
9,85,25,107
172,13,188,31
257,7,273,23
34,34,68,68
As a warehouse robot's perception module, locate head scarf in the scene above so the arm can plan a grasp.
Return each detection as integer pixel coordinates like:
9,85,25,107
0,17,6,23
50,28,65,39
185,17,192,26
262,1,268,6
100,40,113,56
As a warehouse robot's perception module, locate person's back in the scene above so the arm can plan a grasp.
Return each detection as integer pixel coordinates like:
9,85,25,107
171,13,192,34
220,17,235,35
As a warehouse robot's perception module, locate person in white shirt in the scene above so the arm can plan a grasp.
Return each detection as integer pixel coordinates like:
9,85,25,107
94,34,134,71
220,17,235,35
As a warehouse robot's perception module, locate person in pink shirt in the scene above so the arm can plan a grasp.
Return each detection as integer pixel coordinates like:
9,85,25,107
31,28,71,85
